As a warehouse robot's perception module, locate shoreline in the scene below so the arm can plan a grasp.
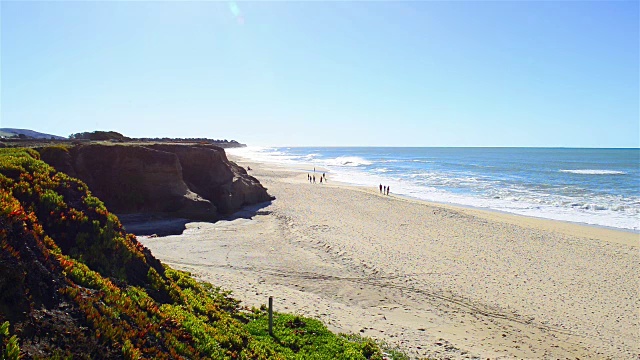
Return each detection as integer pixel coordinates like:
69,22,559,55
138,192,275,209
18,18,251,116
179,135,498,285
370,190,638,247
140,155,639,359
396,192,640,237
232,152,639,245
227,147,640,234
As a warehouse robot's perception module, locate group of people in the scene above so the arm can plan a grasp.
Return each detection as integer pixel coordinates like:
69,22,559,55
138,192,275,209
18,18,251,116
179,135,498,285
308,169,327,184
379,184,390,195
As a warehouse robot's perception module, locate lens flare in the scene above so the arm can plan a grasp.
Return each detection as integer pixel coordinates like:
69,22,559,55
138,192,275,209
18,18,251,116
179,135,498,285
228,1,244,25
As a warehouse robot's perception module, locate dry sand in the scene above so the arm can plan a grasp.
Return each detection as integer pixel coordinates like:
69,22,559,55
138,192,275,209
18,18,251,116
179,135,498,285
139,156,639,359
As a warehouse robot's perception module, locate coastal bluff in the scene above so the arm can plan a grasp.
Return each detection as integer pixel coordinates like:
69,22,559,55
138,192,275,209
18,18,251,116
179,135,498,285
0,148,385,359
38,143,273,220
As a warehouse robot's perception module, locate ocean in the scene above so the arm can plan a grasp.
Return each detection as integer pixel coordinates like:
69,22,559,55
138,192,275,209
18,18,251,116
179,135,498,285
228,147,640,232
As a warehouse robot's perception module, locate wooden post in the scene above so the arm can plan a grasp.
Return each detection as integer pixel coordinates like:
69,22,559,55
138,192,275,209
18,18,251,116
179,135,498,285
268,296,273,336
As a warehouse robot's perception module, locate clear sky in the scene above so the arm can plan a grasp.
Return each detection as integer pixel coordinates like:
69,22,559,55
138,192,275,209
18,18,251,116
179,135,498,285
2,1,638,147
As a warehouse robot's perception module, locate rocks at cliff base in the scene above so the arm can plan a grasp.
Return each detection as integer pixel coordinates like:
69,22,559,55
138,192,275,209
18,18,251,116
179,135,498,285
40,143,272,221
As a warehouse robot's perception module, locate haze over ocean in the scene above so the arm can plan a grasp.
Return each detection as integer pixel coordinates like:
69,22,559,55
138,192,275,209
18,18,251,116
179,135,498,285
229,147,640,231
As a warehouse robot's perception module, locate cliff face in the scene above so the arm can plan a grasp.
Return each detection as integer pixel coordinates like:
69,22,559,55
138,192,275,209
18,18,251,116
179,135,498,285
148,144,272,213
41,144,272,220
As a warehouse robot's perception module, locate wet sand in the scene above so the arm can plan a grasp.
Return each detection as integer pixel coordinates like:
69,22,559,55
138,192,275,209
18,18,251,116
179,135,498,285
140,157,639,359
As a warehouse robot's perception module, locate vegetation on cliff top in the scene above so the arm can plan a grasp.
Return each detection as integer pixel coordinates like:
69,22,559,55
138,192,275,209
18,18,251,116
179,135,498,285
1,129,244,148
69,131,130,141
0,148,398,359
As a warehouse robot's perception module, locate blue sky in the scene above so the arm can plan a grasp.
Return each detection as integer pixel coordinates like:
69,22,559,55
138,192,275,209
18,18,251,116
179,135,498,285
2,1,638,147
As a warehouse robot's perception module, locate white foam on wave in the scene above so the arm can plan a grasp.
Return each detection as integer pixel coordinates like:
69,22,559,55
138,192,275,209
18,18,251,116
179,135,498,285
228,147,640,231
560,169,627,175
323,156,372,167
226,146,299,165
331,167,640,231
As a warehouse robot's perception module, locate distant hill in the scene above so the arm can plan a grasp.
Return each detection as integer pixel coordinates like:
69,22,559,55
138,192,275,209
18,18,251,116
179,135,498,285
0,128,66,139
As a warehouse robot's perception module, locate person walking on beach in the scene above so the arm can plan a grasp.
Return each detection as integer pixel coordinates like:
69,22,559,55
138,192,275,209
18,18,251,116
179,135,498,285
383,186,386,194
379,184,382,193
313,175,316,183
320,176,323,184
386,186,390,195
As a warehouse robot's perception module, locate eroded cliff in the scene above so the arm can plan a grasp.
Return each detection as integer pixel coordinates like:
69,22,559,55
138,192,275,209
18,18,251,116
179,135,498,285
39,143,273,220
148,144,271,213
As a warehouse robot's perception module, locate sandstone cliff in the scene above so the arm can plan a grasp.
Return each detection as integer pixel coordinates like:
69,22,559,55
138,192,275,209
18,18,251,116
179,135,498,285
39,144,272,220
148,144,271,213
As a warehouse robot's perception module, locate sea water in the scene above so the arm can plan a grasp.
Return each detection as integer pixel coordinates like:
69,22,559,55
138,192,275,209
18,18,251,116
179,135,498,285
228,147,640,232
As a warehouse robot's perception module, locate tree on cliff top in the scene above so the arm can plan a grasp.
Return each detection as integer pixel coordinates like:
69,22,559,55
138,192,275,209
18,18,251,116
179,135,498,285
69,131,129,141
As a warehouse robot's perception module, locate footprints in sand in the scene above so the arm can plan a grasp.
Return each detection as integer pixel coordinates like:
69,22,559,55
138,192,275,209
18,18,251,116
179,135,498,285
309,224,331,232
142,168,639,359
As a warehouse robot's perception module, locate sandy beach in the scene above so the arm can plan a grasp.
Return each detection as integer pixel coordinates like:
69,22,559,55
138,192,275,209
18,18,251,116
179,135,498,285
140,156,639,359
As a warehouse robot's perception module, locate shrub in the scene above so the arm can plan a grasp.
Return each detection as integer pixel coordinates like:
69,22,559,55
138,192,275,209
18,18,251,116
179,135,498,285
0,321,20,360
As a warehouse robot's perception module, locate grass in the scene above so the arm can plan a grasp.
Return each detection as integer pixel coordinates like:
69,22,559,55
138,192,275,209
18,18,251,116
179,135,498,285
244,311,382,360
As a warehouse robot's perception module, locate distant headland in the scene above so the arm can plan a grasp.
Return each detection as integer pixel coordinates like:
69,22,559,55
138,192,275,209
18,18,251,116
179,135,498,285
0,129,246,149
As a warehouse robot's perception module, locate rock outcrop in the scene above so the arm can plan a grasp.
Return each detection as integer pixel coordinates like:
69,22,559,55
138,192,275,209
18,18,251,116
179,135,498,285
40,144,272,220
148,144,271,213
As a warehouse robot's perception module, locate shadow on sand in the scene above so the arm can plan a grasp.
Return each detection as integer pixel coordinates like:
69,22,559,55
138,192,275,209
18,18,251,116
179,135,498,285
119,201,273,237
118,214,191,237
222,201,273,221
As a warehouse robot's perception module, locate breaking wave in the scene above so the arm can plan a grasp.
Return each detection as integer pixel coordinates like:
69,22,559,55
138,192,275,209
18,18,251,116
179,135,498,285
324,156,372,167
560,169,626,175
